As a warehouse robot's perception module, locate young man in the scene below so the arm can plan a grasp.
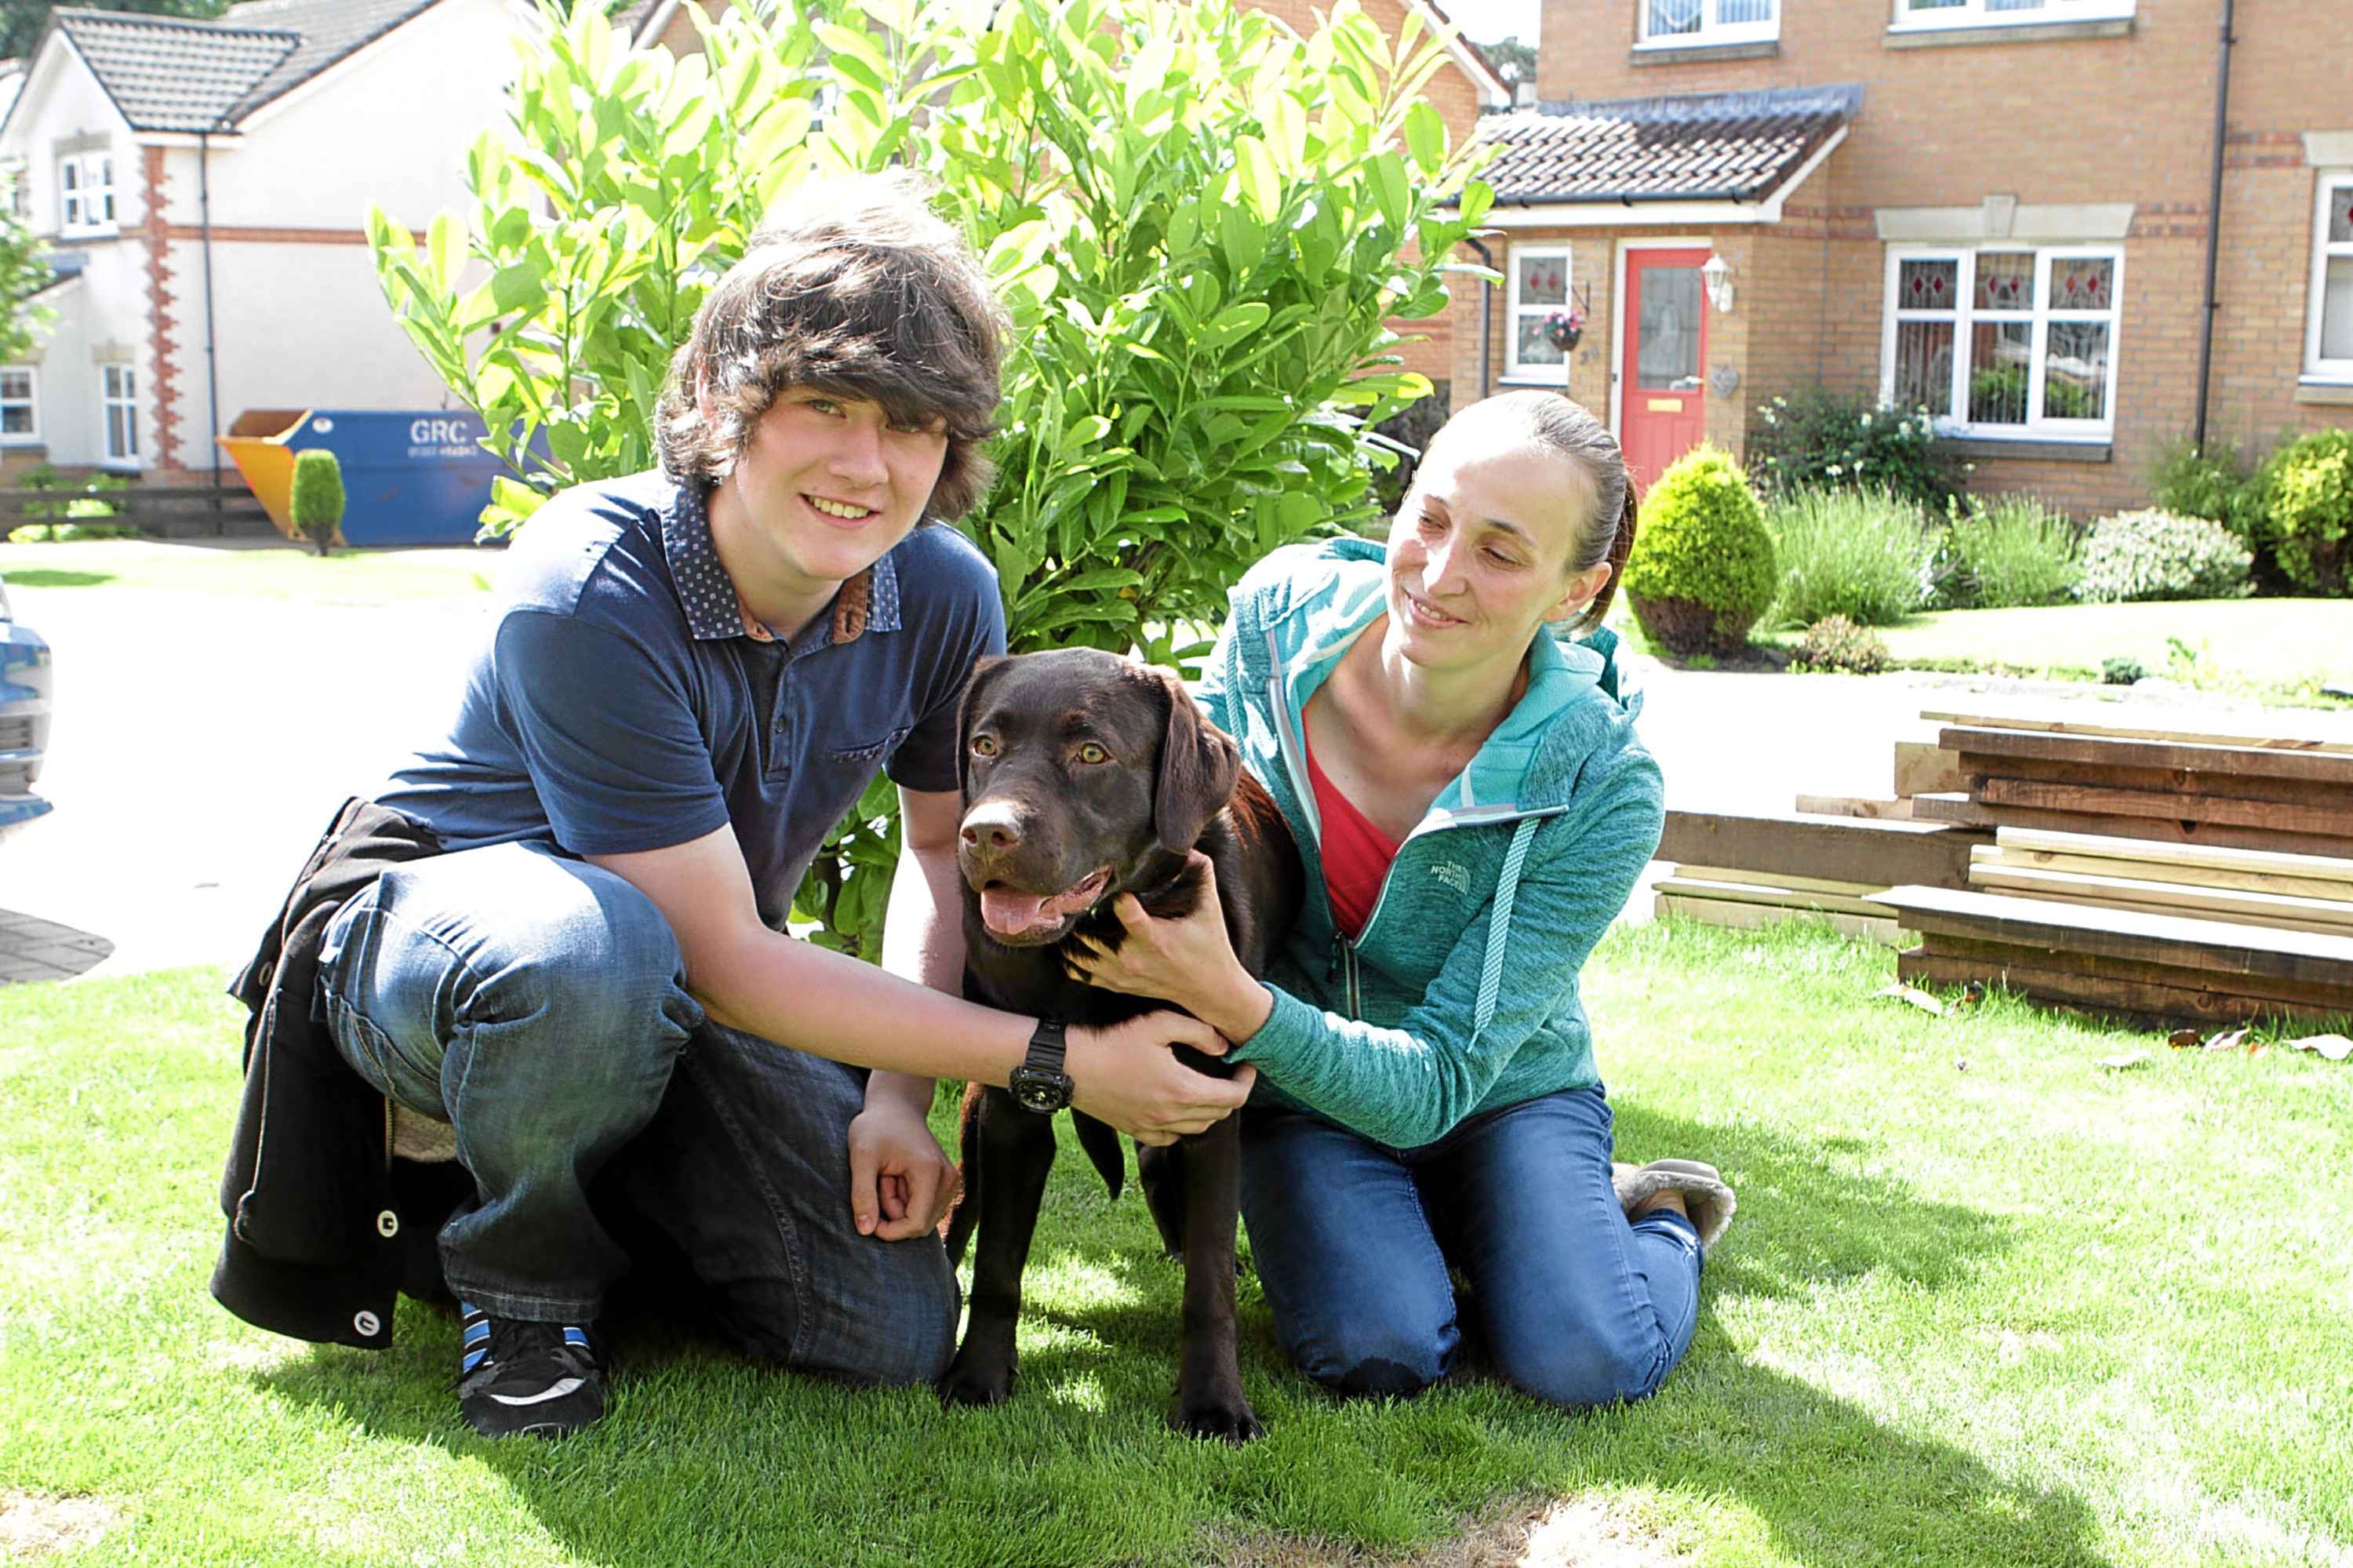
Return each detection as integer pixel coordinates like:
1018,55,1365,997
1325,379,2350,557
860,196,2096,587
213,176,1251,1438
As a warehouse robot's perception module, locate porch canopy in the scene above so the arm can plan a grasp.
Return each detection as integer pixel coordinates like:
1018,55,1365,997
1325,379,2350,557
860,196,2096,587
1465,83,1864,227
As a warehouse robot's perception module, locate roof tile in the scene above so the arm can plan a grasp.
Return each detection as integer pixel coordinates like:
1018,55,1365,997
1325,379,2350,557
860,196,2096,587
1471,84,1864,208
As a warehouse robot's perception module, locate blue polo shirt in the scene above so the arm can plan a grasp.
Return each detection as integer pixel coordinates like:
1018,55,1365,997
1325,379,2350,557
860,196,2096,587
376,470,1005,928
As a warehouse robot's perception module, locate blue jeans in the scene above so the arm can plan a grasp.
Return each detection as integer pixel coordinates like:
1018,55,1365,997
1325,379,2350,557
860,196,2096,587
1238,1087,1702,1409
317,839,958,1386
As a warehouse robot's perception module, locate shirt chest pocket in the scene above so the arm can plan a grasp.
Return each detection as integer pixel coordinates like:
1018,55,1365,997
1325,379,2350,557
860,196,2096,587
827,726,910,768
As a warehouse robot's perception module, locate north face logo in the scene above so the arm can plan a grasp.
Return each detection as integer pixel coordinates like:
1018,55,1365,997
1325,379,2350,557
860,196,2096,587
1430,862,1471,893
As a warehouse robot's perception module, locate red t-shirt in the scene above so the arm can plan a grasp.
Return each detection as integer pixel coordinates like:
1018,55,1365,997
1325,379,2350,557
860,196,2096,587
1304,734,1402,940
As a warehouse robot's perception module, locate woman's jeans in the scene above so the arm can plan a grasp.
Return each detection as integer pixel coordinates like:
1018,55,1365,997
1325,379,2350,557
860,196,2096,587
1239,1087,1702,1409
315,839,957,1386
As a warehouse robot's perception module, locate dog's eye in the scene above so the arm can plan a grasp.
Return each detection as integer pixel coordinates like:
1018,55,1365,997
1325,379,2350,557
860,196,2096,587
970,736,998,758
1075,743,1110,765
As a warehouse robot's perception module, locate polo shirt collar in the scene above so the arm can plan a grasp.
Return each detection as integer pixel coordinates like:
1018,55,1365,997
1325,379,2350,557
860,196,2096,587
660,479,902,646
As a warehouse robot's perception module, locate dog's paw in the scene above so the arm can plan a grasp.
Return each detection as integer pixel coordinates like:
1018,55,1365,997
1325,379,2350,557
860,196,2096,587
937,1352,1016,1409
1174,1388,1263,1445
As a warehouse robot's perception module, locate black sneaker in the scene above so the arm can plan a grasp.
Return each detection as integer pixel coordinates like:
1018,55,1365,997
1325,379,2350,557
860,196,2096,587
456,1304,605,1439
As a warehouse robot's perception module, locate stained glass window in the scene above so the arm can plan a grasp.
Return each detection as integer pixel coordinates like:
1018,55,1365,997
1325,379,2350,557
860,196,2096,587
1975,253,2033,312
2048,257,2113,311
1900,260,1957,311
1506,244,1573,383
1888,246,2120,431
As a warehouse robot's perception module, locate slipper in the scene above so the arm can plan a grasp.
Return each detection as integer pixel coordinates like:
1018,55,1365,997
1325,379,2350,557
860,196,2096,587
1613,1158,1737,1249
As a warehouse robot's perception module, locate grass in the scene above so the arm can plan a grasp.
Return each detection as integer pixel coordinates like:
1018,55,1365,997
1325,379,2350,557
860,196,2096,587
4,926,2351,1565
0,541,493,602
1866,597,2353,703
1762,488,1931,630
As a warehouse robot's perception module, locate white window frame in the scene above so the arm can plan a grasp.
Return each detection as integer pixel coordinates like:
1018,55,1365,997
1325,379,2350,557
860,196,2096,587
0,366,35,445
100,364,138,466
2304,170,2353,384
1637,0,1777,48
1503,243,1574,385
1879,244,2123,441
1888,0,2134,33
56,151,118,238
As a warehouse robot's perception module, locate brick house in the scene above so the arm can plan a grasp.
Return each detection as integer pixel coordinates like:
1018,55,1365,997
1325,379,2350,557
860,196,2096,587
0,0,530,481
1453,0,2353,512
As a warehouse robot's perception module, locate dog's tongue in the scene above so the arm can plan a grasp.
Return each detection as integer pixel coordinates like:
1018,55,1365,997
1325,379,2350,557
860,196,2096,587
980,874,1104,937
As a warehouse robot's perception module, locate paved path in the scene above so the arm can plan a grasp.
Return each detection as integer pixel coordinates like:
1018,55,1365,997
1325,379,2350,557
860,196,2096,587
0,544,2333,982
2,544,489,979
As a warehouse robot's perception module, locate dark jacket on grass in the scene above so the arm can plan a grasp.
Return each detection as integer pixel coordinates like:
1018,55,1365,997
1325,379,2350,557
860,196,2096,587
211,797,470,1350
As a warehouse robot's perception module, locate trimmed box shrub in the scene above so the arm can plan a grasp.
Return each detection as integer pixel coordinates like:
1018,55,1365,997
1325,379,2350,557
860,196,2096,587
2074,509,2253,603
1623,445,1777,656
289,449,345,557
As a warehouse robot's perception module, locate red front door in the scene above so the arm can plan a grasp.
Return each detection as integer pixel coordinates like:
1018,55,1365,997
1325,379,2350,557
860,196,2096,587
1620,247,1711,493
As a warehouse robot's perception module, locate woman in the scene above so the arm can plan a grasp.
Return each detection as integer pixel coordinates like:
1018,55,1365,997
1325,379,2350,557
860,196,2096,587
1074,391,1734,1407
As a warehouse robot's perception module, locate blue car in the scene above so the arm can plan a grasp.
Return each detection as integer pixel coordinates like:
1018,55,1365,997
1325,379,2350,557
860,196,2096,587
0,572,52,842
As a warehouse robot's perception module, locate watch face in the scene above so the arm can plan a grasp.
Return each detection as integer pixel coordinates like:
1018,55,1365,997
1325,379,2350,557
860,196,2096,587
1009,1067,1071,1114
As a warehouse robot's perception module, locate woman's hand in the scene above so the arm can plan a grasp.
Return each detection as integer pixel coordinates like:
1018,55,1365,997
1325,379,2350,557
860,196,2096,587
847,1073,961,1240
1067,853,1276,1045
1066,1010,1255,1147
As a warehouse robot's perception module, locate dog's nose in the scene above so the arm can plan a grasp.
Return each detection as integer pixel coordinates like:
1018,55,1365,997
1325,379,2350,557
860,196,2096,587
960,799,1024,852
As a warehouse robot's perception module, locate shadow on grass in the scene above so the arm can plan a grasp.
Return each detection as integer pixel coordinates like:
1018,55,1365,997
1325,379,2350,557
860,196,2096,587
0,568,115,588
253,1111,2107,1568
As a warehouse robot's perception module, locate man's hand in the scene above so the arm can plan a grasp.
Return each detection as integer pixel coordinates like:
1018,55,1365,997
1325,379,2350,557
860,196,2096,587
848,1073,961,1240
1065,1010,1255,1147
1067,853,1275,1046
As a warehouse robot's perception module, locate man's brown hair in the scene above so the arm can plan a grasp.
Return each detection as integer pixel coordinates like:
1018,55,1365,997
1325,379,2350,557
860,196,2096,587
655,173,1008,522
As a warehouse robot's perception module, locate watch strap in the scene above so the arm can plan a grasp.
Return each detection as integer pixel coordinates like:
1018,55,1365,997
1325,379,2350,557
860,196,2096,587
1023,1017,1068,1075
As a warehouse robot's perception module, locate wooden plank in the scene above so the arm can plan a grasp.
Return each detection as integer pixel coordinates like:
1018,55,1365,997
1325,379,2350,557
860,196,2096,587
1993,825,2353,885
1951,802,2353,860
1913,930,2353,1011
1894,740,1965,798
1792,795,1915,820
1974,842,2353,902
1872,882,2353,988
1909,791,1999,826
1917,702,2353,756
1652,875,1893,918
1977,866,2353,927
1655,893,1904,945
1674,865,1887,898
1939,724,2353,786
1898,950,2326,1028
1975,775,2353,839
1955,750,2352,809
1657,811,1986,889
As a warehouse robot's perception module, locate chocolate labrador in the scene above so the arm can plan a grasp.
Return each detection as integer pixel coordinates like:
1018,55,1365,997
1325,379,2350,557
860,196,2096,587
938,648,1300,1442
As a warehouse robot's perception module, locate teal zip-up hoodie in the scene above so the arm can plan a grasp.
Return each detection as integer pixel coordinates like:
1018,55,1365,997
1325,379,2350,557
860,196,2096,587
1200,537,1666,1151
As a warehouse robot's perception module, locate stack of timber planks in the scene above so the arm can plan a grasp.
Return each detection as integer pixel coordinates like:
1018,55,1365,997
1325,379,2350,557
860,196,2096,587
1905,705,2353,858
1877,883,2353,1030
1874,702,2353,1026
1969,827,2353,939
1650,809,1985,944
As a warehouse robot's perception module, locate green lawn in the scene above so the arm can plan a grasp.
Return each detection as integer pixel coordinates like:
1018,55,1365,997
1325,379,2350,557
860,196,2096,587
3,926,2350,1566
1874,598,2353,700
0,542,493,602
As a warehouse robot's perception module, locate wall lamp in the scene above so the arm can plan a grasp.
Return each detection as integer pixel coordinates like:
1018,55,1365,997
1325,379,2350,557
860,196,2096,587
1701,253,1734,314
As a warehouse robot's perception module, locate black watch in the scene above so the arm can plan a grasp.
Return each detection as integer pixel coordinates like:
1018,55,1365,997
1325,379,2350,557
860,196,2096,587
1008,1017,1074,1114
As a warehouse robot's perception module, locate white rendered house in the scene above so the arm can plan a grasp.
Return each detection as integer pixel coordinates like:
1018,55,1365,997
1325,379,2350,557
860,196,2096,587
0,0,535,481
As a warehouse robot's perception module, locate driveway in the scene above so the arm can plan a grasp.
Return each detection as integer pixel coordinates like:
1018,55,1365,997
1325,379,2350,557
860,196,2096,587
2,544,490,979
0,543,2324,982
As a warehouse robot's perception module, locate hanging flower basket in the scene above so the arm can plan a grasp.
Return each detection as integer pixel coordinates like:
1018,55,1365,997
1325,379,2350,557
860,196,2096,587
1541,306,1586,353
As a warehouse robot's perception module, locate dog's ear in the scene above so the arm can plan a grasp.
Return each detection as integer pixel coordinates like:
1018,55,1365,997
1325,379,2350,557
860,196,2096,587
955,655,1009,803
1146,665,1242,853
